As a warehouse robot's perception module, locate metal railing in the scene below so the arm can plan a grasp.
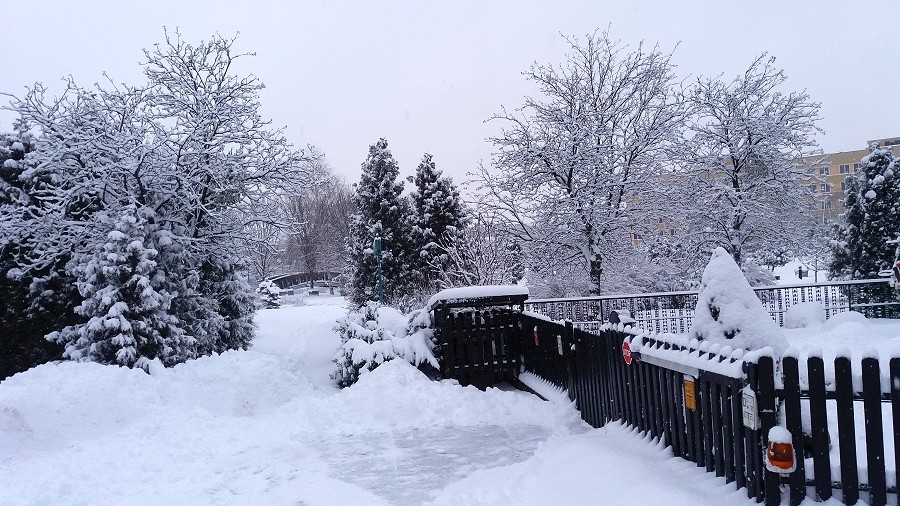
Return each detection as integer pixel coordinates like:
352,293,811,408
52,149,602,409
525,279,899,333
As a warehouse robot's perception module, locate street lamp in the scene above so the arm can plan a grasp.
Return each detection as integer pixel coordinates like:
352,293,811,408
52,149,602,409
374,236,384,303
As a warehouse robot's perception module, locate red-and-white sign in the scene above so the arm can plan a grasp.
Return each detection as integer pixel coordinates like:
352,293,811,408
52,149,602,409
622,341,633,365
533,327,540,347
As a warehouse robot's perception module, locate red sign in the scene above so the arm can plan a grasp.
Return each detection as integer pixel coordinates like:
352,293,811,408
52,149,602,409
622,341,633,365
533,327,539,347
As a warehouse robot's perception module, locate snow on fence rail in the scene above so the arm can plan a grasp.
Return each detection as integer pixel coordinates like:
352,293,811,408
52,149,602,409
431,296,900,506
525,279,900,333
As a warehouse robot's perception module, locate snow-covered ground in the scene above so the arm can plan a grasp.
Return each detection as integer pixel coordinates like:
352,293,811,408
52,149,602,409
0,297,866,505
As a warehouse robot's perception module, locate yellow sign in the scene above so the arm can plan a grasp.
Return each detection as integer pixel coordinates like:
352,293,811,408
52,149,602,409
684,379,697,411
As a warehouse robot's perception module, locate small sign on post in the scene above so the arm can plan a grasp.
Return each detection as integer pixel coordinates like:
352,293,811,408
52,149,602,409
622,341,633,365
683,377,697,411
533,326,539,347
742,391,759,429
557,335,563,356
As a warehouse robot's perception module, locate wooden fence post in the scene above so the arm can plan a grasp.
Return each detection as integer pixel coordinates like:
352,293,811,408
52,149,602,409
757,355,780,506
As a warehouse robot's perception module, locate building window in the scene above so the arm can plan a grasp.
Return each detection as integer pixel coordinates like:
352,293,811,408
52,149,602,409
821,200,832,210
819,166,830,176
809,184,817,193
669,229,676,236
839,164,850,174
820,183,831,192
840,181,848,192
853,163,861,172
631,233,642,241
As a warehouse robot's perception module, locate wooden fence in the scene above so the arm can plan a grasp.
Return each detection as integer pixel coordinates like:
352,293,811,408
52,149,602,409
525,278,900,333
431,299,900,506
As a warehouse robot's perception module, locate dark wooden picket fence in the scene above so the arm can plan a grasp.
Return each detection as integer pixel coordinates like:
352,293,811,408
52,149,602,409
430,296,900,506
525,278,900,333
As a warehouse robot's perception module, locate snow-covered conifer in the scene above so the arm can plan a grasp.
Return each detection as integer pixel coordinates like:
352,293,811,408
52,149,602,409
690,248,786,353
829,146,900,279
347,139,415,306
49,206,191,369
257,279,282,309
410,153,468,288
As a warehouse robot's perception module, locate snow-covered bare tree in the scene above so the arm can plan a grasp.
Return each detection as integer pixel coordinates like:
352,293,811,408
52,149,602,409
1,32,319,369
678,54,821,268
284,173,353,287
474,31,689,294
829,146,900,279
429,212,523,288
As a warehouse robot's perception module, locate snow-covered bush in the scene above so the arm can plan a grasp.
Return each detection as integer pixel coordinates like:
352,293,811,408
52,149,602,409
783,301,826,329
257,280,282,309
690,248,787,354
331,302,437,388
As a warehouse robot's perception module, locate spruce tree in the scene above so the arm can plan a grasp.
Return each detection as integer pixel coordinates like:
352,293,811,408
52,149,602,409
347,139,415,306
830,146,900,279
410,153,468,288
48,206,190,369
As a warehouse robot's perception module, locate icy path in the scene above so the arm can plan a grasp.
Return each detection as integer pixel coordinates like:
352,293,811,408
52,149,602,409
0,298,837,505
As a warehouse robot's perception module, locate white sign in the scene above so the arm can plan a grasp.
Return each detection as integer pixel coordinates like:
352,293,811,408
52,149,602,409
557,336,564,356
742,391,759,430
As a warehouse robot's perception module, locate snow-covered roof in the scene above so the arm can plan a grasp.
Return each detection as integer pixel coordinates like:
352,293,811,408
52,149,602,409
428,285,529,310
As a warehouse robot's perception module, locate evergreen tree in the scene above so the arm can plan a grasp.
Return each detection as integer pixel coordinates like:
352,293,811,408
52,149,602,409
410,153,468,288
0,131,73,380
347,139,415,306
48,206,191,369
830,146,900,279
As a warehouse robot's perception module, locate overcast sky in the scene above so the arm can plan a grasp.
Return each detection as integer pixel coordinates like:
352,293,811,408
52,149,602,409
3,1,898,188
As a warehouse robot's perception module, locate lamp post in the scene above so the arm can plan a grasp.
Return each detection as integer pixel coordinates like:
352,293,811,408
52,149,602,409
374,236,384,303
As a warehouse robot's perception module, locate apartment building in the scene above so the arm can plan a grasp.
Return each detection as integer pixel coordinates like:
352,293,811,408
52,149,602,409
806,136,900,221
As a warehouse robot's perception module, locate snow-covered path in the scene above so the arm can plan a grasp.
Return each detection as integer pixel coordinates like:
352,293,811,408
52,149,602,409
0,298,837,505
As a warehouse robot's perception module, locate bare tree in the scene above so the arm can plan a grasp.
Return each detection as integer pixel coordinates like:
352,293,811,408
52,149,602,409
283,174,353,288
429,212,524,288
474,31,689,294
677,54,822,267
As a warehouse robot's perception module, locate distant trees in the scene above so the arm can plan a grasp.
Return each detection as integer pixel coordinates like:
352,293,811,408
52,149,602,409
830,146,900,279
0,33,319,374
474,31,690,294
284,174,353,287
677,55,821,268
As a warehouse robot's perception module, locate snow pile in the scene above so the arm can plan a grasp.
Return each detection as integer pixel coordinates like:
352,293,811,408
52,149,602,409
332,302,438,387
783,301,826,329
690,248,787,354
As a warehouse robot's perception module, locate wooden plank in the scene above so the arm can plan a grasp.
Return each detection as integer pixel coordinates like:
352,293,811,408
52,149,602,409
781,355,806,505
710,381,725,477
757,355,779,506
744,361,762,501
861,357,886,506
891,357,900,502
701,379,715,473
807,355,831,501
731,382,746,490
834,356,859,505
721,383,736,484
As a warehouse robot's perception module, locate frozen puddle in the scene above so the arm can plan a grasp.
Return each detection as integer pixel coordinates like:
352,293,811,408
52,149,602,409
311,424,550,505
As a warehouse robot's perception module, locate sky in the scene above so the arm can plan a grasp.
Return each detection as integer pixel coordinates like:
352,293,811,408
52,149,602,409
2,1,898,190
